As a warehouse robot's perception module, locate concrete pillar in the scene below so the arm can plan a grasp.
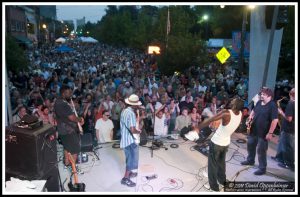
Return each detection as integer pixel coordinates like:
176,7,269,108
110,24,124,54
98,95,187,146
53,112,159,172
248,6,283,103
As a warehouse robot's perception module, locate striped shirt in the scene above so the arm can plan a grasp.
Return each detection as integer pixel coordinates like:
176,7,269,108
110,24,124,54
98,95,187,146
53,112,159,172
120,107,137,148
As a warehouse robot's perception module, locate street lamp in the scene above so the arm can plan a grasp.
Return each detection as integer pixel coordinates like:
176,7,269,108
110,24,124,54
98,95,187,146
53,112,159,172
42,24,48,43
202,14,209,40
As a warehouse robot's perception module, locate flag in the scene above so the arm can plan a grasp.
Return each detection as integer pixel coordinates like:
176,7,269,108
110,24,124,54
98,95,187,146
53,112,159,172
167,8,170,35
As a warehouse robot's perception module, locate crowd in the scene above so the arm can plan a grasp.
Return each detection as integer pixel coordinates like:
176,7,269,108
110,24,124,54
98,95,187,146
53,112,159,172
7,41,294,178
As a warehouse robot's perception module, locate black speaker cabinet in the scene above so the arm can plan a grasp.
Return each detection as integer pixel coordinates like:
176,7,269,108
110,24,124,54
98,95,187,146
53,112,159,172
5,124,59,191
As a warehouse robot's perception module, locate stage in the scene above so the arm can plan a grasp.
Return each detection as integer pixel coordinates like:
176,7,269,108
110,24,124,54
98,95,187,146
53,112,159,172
57,132,295,193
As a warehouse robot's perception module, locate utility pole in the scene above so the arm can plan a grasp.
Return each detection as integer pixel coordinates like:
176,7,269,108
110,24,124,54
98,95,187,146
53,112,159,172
262,6,279,87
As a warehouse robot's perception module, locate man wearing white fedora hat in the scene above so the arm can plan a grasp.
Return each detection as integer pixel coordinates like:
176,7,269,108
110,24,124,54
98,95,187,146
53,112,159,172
120,94,142,187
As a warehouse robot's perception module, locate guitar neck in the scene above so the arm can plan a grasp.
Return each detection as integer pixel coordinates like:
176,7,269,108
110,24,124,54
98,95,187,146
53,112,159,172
68,153,79,184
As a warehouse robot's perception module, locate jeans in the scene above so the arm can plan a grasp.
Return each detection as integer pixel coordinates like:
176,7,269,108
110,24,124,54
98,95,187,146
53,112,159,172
208,141,228,191
246,135,268,171
281,131,295,167
124,143,139,171
274,131,284,162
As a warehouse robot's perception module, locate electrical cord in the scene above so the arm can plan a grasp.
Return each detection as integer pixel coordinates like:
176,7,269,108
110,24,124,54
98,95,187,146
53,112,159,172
158,178,184,192
136,176,154,192
154,153,198,176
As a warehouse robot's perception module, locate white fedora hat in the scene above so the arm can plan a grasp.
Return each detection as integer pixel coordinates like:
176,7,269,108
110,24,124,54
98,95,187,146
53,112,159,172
125,94,142,106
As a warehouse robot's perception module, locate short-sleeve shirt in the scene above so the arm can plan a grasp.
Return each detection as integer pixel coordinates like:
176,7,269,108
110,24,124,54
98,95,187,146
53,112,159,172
120,107,137,148
281,100,295,134
54,98,77,135
251,100,278,138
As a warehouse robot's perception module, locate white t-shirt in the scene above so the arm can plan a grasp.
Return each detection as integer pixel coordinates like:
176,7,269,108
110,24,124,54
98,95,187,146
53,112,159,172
201,107,214,119
95,118,114,143
154,114,168,136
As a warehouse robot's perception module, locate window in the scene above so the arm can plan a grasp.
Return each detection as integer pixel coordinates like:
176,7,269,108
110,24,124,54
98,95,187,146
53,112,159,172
16,21,20,31
21,22,25,32
11,20,16,31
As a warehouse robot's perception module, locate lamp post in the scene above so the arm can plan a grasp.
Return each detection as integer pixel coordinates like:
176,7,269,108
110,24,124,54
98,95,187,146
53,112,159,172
202,14,209,40
42,24,48,43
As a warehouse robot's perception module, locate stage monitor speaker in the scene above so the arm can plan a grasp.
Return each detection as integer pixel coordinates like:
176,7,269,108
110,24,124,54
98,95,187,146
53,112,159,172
5,124,58,191
81,133,93,152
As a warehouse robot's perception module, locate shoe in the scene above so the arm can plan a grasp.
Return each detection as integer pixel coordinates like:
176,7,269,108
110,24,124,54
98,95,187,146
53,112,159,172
218,179,229,187
204,183,219,191
121,177,136,187
254,169,266,175
271,156,283,163
202,171,208,178
129,171,138,178
240,160,254,166
278,162,290,169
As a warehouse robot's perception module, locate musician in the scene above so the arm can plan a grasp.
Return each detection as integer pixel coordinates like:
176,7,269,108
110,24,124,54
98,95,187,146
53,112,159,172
54,85,84,166
120,94,142,187
277,88,295,171
241,87,278,175
198,98,244,191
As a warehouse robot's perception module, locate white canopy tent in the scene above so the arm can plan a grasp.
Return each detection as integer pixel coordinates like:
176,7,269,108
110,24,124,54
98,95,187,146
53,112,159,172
55,37,66,43
79,36,98,43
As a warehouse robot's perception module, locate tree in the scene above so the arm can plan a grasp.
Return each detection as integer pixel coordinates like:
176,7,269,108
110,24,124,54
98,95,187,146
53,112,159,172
6,34,29,73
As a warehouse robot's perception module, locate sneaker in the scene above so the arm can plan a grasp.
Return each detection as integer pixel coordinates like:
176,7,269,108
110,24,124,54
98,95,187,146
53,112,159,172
204,183,219,191
121,177,136,187
129,171,138,178
254,169,266,175
202,171,208,178
204,183,211,190
240,160,255,166
271,156,283,163
278,162,290,169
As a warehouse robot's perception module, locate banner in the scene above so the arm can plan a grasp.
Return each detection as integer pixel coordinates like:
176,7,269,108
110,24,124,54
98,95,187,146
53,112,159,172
231,31,250,58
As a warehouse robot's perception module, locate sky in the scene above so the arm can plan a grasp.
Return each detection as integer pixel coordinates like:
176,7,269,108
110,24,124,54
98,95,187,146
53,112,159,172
56,5,107,24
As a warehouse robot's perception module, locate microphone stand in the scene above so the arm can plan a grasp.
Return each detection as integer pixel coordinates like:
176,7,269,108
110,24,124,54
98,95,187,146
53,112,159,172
151,105,155,158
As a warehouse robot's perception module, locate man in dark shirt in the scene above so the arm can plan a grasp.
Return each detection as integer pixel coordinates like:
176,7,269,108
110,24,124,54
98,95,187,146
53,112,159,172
241,87,278,175
54,85,84,166
179,95,194,112
277,88,295,171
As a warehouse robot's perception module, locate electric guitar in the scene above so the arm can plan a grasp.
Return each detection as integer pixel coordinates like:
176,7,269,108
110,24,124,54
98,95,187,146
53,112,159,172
246,117,253,135
67,153,85,192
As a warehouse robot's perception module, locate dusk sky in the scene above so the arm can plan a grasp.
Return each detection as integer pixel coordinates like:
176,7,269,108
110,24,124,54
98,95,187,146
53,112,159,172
56,5,107,24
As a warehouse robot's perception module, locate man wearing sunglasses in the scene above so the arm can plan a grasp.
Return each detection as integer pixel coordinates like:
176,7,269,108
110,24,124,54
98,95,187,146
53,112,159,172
95,110,114,143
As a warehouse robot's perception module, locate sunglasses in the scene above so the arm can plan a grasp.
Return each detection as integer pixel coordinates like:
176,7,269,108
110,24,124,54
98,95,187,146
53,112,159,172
104,114,110,117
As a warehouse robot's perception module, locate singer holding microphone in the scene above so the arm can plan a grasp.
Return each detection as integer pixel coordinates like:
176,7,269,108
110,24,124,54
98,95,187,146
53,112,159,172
54,85,85,166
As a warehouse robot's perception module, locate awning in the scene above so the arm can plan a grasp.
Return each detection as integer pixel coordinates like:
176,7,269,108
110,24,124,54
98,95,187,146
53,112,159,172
13,35,33,45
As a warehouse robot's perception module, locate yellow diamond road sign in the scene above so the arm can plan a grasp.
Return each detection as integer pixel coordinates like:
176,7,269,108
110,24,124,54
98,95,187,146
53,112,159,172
216,47,231,64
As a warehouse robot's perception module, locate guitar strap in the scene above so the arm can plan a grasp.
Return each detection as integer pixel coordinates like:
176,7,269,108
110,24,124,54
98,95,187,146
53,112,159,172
121,120,136,140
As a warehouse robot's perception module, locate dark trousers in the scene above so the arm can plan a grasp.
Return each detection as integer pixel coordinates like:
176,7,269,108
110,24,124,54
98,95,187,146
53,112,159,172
247,135,268,171
274,131,284,162
208,141,228,191
281,131,295,167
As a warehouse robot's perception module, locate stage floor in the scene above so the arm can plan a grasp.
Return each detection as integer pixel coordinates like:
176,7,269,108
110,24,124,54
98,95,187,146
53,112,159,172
57,132,295,193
